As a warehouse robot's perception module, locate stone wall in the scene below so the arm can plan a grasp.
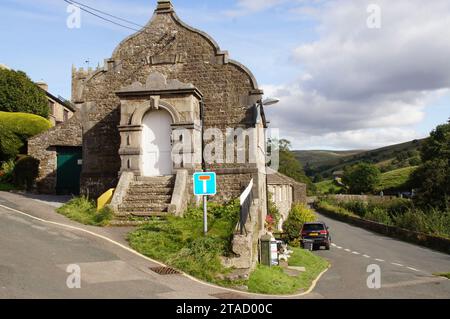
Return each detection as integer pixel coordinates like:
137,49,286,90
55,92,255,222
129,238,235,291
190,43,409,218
28,114,82,194
70,2,263,199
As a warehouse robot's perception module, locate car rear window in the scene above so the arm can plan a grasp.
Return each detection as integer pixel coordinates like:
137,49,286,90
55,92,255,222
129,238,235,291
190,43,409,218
303,224,325,231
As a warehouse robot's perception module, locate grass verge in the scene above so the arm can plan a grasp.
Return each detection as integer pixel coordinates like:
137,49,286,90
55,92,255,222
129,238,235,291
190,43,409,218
247,247,329,295
128,201,329,294
56,196,113,226
128,201,240,286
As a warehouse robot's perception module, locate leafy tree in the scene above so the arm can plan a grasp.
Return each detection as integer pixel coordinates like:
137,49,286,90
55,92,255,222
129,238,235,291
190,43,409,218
273,139,316,194
411,120,450,210
0,68,49,118
342,163,381,194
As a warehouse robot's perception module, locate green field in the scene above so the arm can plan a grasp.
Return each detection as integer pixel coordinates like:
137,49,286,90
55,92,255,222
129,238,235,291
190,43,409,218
295,139,424,180
315,179,343,195
315,166,417,195
377,166,417,192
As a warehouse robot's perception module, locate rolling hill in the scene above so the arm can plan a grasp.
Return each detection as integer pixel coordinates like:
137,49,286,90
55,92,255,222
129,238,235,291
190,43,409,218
295,139,425,180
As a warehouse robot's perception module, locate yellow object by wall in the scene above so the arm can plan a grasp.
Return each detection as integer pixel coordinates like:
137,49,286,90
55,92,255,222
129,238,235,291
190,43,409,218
97,188,115,211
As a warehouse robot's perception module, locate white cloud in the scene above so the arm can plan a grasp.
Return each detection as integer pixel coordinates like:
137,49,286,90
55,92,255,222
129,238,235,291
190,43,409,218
265,0,450,149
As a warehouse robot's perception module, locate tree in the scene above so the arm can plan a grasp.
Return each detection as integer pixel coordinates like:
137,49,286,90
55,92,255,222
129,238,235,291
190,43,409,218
411,121,450,210
274,139,316,194
0,68,49,118
342,163,381,194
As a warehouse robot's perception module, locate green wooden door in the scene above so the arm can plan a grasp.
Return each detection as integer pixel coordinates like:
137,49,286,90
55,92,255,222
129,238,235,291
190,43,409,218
56,147,82,195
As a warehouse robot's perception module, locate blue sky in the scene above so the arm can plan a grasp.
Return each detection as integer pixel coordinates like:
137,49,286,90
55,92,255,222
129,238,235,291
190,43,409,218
1,0,449,150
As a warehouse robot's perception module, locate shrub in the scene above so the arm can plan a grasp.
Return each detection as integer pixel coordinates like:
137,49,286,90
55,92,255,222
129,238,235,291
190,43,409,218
0,69,49,117
266,195,281,231
365,207,392,225
0,159,15,183
283,204,317,244
12,155,39,190
57,196,113,226
0,112,52,161
393,210,427,233
341,200,368,217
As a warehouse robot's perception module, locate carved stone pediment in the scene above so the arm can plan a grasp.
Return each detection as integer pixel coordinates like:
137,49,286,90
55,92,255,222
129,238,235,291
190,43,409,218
116,72,200,97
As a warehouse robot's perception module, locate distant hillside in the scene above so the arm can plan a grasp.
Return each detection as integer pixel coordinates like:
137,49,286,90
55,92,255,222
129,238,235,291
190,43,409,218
295,139,425,179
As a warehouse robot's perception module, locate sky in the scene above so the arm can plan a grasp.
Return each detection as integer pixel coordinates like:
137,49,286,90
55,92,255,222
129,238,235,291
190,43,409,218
1,0,449,150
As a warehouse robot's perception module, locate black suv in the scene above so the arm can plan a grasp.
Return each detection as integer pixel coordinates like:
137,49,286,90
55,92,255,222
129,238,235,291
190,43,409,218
300,222,331,250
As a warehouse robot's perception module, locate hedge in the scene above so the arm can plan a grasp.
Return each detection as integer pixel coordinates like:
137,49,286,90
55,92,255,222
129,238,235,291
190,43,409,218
0,112,51,160
12,155,39,190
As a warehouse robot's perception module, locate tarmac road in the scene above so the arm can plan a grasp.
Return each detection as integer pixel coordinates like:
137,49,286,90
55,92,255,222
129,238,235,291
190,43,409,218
309,211,450,299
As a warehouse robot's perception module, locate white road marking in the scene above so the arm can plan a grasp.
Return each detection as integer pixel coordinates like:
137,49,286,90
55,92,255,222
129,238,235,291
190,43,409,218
331,243,337,247
375,258,385,262
407,267,420,272
363,254,371,258
336,246,343,249
352,251,360,255
391,263,404,267
0,203,329,298
344,248,351,252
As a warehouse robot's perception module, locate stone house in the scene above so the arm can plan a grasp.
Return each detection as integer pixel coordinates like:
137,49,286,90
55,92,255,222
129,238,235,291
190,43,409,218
267,168,307,230
29,1,268,219
36,82,75,125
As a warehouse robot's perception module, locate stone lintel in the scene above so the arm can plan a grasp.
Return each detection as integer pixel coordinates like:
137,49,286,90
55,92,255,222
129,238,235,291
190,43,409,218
119,148,141,156
116,88,203,101
118,125,143,132
171,122,202,131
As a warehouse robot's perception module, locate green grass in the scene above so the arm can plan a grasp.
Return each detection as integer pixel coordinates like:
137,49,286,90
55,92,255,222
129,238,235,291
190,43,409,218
296,139,424,179
128,201,240,285
56,196,113,226
315,179,343,195
247,247,329,295
377,166,417,191
434,273,450,279
0,182,16,191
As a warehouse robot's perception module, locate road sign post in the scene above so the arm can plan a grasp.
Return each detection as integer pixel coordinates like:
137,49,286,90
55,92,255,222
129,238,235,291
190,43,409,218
203,195,208,234
193,172,217,236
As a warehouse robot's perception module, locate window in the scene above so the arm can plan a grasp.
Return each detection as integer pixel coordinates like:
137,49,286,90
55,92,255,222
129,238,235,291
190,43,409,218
48,101,55,115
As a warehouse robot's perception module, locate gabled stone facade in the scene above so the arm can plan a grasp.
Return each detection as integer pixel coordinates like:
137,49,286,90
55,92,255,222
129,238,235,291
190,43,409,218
29,1,267,216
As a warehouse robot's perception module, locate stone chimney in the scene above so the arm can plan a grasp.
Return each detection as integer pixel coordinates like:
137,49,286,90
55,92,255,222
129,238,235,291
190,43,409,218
36,81,49,92
155,0,173,13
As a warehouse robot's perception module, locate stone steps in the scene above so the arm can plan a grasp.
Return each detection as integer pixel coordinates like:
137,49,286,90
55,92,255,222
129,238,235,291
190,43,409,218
117,175,175,217
127,187,174,195
123,194,172,203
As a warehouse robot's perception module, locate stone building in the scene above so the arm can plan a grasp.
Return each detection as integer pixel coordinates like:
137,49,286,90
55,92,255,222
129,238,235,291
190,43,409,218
36,82,75,125
29,1,268,221
267,168,307,230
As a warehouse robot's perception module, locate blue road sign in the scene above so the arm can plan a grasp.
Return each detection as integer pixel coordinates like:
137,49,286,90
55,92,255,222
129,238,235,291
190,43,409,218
193,172,217,196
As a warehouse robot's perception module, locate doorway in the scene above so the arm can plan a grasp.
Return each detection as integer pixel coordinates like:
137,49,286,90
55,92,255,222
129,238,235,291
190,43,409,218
56,146,82,195
142,110,173,176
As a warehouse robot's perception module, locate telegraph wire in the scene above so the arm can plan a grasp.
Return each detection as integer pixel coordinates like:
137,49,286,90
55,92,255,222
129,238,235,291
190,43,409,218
63,0,142,32
65,0,145,29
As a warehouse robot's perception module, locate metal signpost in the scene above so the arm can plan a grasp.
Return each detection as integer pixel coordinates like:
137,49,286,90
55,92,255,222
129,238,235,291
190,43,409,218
193,172,217,235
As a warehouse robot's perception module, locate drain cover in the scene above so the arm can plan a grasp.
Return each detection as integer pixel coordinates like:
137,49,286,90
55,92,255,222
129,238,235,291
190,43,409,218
150,266,181,275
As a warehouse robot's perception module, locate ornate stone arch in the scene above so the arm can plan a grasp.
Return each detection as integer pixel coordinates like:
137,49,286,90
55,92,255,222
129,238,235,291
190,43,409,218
130,98,181,126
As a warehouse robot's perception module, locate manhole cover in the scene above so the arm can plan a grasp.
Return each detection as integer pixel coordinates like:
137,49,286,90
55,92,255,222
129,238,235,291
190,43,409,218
149,266,181,275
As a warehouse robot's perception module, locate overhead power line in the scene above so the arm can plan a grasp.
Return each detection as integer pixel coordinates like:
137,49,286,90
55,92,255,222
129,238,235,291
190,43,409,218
66,0,145,29
63,0,142,32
